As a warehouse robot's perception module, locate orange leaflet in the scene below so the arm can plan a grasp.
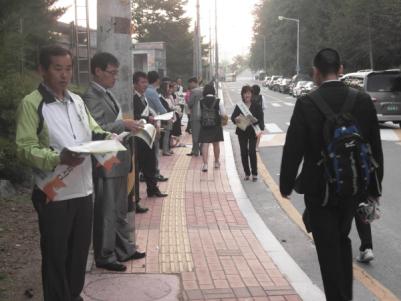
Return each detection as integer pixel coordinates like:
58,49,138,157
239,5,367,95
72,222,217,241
43,177,66,201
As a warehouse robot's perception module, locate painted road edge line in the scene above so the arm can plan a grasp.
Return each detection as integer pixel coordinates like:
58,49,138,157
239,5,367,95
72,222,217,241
256,154,400,301
223,131,325,301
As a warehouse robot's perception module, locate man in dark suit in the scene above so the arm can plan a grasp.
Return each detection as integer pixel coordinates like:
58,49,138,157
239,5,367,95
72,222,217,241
133,71,168,198
280,49,383,301
83,52,146,272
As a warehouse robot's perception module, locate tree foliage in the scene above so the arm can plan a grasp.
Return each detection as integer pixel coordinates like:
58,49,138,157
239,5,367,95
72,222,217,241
250,0,401,75
0,0,64,182
132,0,196,80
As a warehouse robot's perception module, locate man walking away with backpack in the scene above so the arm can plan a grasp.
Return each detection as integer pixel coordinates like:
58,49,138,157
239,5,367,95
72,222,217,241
280,48,383,301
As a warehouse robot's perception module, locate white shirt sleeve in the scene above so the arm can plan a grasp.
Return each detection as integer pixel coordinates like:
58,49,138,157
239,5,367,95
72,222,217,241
219,99,226,115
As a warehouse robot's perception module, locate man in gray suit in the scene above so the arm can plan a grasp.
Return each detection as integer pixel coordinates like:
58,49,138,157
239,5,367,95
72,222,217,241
83,52,146,272
187,77,203,156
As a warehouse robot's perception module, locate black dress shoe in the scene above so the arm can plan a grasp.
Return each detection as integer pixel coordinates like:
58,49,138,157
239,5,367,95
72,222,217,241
156,175,168,182
136,204,149,214
96,262,127,272
147,189,168,198
121,251,146,262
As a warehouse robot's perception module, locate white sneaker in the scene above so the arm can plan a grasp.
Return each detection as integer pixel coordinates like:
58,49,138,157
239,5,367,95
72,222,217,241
214,161,220,169
202,164,208,172
356,248,374,263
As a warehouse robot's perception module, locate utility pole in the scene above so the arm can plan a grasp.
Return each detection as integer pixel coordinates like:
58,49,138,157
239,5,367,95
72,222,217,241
195,0,202,80
97,0,133,114
209,2,213,82
367,13,374,70
214,0,219,93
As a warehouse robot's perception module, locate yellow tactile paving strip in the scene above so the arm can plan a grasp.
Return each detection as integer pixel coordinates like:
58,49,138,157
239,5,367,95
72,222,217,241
159,147,193,273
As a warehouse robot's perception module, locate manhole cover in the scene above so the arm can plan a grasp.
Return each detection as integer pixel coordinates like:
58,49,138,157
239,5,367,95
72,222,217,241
83,274,180,301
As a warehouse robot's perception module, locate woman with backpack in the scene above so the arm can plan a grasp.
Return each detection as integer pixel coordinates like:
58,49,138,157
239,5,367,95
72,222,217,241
199,84,226,172
231,85,265,181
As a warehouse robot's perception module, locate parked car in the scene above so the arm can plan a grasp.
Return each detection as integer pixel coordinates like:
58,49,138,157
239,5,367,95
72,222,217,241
292,81,308,97
279,78,292,93
272,78,284,92
255,71,267,81
299,81,317,96
289,74,312,96
341,69,401,124
262,76,271,87
267,75,282,90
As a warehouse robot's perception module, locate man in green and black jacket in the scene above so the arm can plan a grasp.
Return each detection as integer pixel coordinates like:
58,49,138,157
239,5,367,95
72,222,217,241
16,45,110,301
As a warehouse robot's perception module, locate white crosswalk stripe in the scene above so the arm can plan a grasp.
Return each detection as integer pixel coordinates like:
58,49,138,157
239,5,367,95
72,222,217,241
284,102,295,107
271,103,282,107
265,123,284,133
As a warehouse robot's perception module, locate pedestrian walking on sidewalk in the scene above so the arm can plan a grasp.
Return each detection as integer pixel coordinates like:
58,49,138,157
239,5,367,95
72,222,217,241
231,85,265,181
280,48,383,301
16,45,111,301
187,77,203,156
199,84,226,172
83,52,146,272
251,84,265,152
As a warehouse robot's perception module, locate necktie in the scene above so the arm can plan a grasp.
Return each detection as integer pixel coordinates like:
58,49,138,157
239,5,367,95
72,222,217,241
106,91,119,114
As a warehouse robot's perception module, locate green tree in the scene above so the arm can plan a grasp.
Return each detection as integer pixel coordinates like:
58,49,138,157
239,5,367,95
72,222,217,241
0,0,64,182
132,0,196,80
250,0,401,76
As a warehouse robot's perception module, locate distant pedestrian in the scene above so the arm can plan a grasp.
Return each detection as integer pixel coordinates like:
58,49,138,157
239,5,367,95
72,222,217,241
231,85,265,181
145,71,169,182
187,77,203,156
133,71,168,198
159,79,174,156
354,216,374,263
16,45,109,301
199,84,226,172
280,48,383,301
251,84,266,152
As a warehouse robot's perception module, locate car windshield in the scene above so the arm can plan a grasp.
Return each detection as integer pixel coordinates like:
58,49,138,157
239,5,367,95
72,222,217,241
367,73,401,92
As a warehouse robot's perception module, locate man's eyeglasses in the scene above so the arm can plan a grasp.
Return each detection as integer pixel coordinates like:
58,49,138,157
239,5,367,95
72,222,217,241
104,69,119,76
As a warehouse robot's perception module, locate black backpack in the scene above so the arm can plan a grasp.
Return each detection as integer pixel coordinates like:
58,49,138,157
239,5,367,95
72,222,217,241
309,89,379,206
200,98,219,127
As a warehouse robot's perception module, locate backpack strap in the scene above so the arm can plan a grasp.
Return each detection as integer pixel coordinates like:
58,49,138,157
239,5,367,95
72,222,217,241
308,90,336,120
340,88,358,114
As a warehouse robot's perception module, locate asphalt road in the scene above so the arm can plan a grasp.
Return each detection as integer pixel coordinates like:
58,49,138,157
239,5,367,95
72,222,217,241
222,79,401,300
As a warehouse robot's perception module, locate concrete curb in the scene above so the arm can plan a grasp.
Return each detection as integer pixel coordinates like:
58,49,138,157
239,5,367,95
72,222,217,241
223,131,325,301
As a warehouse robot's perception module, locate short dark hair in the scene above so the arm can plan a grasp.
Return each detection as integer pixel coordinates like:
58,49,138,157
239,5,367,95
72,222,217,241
241,85,253,101
313,48,341,76
188,77,198,84
39,45,72,70
252,84,261,95
90,52,119,75
147,71,160,84
133,71,147,84
202,84,216,97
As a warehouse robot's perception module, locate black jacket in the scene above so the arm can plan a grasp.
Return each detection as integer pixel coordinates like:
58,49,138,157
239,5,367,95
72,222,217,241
133,93,150,122
280,81,383,200
231,101,265,137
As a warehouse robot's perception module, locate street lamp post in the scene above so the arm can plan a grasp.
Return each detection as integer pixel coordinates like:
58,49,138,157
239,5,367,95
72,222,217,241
260,34,266,73
278,16,300,75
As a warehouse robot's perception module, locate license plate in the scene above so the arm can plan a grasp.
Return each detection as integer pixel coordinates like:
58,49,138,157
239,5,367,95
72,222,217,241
386,104,399,112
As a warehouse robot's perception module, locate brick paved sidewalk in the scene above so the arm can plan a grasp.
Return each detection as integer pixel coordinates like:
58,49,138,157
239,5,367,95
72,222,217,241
134,133,301,301
85,132,302,301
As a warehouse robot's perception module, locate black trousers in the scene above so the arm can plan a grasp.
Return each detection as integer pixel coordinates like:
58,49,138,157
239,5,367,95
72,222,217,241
238,132,257,176
355,215,373,251
135,137,158,192
32,188,92,301
305,195,357,301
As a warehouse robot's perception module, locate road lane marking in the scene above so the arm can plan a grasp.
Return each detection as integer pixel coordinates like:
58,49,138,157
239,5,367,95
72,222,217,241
284,102,295,107
265,123,284,133
257,154,401,301
271,103,282,107
380,129,400,141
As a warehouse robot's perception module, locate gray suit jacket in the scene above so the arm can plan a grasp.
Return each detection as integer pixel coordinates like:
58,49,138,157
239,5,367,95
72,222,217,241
188,87,203,121
83,82,132,178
